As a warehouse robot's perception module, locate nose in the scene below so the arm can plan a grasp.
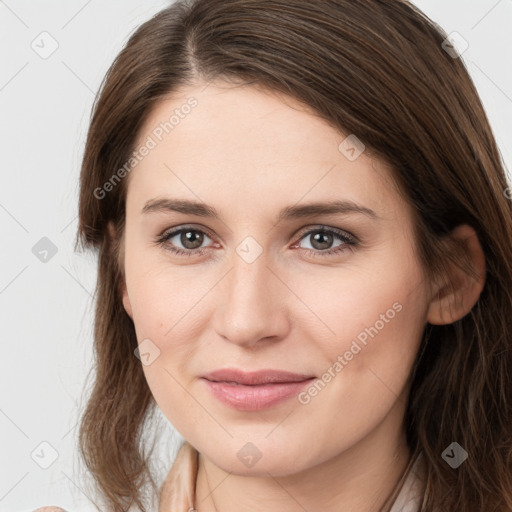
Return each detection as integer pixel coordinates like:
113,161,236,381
211,252,291,349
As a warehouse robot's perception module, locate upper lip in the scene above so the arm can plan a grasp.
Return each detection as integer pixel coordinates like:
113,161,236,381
202,369,315,386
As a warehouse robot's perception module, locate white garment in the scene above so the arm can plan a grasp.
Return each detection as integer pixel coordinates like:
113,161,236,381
389,452,425,512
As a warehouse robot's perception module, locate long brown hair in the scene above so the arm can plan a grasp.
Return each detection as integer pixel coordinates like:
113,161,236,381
76,1,512,510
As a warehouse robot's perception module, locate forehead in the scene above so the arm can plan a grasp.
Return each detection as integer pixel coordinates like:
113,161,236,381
127,80,409,225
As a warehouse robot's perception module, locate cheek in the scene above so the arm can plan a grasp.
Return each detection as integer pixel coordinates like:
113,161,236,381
291,255,426,356
306,272,427,415
289,266,427,462
126,266,208,430
124,235,205,339
124,253,219,413
292,249,428,404
127,270,208,364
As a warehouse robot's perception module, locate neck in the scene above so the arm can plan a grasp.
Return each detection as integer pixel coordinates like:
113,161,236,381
194,400,412,512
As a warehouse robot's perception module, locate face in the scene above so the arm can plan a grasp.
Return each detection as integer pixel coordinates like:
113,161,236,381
120,80,432,477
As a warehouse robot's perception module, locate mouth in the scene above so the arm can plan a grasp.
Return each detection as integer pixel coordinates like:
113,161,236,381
201,369,316,411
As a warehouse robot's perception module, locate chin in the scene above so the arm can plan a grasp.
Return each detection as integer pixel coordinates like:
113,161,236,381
202,437,313,477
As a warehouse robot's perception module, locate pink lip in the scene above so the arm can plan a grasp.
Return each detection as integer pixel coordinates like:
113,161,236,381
201,369,316,411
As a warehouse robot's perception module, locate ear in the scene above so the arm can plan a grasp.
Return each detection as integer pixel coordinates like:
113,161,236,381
122,283,133,320
121,278,133,320
107,221,133,319
427,224,486,325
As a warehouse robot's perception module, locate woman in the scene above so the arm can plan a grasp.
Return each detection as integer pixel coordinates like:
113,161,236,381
34,0,512,511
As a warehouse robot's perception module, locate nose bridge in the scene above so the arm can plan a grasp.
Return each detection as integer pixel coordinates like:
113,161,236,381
212,246,289,347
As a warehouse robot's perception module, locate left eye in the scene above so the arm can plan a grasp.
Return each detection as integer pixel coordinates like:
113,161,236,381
293,227,356,255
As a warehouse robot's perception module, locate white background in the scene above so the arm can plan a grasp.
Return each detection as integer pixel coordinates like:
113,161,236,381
1,1,511,511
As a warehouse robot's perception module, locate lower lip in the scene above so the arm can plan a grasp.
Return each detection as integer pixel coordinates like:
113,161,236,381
201,378,315,411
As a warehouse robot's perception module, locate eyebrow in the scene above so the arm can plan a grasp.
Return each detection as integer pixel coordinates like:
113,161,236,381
142,198,379,222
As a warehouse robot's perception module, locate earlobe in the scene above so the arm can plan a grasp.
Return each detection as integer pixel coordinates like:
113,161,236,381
427,224,486,325
122,285,133,319
107,220,133,319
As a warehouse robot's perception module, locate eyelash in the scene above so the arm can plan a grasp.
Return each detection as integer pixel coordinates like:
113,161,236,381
155,225,358,259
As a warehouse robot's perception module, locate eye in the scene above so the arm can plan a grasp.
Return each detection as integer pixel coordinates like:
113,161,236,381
156,226,215,257
291,226,357,257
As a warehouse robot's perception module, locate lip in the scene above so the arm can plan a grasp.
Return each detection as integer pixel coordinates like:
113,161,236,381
201,369,316,411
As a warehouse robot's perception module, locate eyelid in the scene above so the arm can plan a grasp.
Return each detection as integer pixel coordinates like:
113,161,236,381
293,224,358,244
158,223,216,241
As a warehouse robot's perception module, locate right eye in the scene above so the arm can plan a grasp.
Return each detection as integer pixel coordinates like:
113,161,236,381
156,226,216,257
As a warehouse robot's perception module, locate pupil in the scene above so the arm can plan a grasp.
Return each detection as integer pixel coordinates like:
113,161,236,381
312,232,332,250
182,230,203,249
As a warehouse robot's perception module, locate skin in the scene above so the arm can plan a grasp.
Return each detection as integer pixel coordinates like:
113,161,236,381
118,80,486,512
